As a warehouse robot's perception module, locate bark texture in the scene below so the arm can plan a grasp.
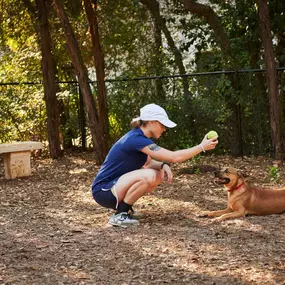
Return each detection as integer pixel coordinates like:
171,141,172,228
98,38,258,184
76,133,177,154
83,0,109,156
53,0,107,163
256,0,284,159
36,0,62,158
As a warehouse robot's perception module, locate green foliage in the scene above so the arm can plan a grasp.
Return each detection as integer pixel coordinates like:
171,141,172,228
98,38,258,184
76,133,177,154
269,165,280,183
194,167,201,175
0,0,282,159
0,0,46,143
190,154,201,165
0,85,46,143
57,88,81,146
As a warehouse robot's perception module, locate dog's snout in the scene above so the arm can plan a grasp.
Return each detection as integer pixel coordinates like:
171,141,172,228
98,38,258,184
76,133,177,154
214,171,219,177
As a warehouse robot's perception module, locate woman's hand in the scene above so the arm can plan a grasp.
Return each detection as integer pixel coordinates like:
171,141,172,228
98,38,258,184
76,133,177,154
200,134,218,152
161,164,173,184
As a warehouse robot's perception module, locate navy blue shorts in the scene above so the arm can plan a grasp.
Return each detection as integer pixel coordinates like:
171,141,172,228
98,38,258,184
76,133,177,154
92,179,119,210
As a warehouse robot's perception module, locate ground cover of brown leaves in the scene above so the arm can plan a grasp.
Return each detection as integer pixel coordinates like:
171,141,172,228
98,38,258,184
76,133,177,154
0,152,285,285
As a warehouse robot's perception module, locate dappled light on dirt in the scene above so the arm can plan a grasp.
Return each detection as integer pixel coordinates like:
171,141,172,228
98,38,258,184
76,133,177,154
0,153,284,284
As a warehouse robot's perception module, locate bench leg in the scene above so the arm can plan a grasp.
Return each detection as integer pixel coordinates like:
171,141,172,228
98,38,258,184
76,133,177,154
3,151,31,179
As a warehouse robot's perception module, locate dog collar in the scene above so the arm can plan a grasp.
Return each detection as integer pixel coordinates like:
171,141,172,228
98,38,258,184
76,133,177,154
228,182,245,192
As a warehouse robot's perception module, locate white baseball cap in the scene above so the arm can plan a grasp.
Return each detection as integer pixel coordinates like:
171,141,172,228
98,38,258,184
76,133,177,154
134,103,177,128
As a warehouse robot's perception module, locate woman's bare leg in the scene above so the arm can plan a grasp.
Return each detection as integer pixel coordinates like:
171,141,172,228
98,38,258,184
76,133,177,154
114,168,163,205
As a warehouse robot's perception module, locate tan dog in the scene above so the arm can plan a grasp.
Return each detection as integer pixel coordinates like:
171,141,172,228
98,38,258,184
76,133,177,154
200,167,285,221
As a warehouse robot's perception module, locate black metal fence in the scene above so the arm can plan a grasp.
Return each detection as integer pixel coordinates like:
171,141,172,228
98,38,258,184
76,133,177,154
1,67,285,157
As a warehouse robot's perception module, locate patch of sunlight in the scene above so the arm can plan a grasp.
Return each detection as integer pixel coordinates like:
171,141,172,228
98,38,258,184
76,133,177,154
68,168,88,174
69,156,92,165
135,195,199,213
61,268,89,281
202,194,226,203
130,233,230,275
129,230,277,284
222,219,268,234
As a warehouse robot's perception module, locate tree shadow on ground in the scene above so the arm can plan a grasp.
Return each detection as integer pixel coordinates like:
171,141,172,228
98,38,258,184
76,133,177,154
0,154,285,284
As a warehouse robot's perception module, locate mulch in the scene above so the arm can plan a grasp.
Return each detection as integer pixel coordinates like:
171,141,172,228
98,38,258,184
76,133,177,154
0,152,284,285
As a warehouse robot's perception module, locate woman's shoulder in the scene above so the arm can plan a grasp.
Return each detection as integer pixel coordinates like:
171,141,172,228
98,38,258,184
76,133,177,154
126,127,144,137
123,128,153,144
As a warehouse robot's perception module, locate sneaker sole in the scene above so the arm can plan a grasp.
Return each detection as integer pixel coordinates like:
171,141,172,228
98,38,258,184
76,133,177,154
109,221,140,228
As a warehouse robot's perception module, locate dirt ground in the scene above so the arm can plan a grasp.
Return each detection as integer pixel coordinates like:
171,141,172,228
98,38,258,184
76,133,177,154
0,152,285,285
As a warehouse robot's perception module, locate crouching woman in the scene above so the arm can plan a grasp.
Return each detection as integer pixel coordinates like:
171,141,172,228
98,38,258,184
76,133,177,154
92,104,218,227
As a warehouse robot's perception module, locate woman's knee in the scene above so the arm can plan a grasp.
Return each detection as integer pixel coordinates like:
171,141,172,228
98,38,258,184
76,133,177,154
143,170,163,189
116,169,162,196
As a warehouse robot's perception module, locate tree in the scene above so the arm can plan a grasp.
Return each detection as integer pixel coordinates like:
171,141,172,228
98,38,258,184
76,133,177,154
180,0,231,60
140,0,190,98
83,0,109,154
35,0,62,158
53,0,108,163
255,0,284,159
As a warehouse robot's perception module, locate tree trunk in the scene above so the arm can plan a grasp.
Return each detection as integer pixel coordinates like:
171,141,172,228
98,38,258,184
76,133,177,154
78,87,87,151
83,0,109,156
152,1,166,100
36,0,62,158
140,0,190,98
249,42,269,153
53,0,106,163
256,0,284,159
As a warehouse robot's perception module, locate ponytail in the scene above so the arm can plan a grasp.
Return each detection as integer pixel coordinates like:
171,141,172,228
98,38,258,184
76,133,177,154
130,117,142,128
130,117,149,128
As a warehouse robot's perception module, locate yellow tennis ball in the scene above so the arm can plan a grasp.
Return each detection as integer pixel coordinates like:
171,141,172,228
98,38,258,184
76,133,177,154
206,130,218,139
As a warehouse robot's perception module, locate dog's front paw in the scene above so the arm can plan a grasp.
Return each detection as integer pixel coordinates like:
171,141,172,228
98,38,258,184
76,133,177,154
197,211,210,218
210,217,224,223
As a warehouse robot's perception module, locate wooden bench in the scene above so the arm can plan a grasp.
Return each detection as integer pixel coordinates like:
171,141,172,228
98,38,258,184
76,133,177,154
0,141,43,179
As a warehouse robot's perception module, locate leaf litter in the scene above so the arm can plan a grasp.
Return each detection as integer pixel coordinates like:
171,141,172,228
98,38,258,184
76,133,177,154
0,153,284,285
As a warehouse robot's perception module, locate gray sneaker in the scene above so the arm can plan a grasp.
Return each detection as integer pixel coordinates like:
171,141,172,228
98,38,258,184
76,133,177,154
109,212,140,228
